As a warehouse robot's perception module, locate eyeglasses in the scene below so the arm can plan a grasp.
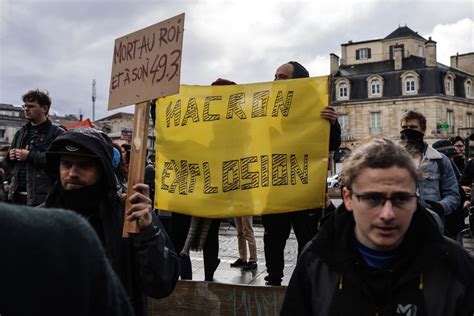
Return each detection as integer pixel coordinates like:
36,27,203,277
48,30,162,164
454,145,464,148
350,190,418,210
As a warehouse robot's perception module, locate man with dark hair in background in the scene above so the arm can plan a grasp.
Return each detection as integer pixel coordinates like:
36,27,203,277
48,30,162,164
5,89,64,205
399,110,459,224
432,139,468,243
451,135,466,173
262,61,341,286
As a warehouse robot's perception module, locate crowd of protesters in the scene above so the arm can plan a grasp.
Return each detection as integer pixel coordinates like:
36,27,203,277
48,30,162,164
2,72,474,315
1,90,180,316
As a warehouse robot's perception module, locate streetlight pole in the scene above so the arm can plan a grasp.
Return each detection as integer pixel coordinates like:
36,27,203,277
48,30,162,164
92,78,96,122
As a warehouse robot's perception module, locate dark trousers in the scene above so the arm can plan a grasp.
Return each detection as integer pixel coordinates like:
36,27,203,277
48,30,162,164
170,213,193,280
262,209,321,282
203,219,221,281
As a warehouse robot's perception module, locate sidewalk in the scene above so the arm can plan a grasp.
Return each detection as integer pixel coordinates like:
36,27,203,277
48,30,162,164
189,222,298,286
188,219,474,287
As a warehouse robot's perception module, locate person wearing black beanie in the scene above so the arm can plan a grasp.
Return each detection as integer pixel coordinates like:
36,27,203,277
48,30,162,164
261,62,342,286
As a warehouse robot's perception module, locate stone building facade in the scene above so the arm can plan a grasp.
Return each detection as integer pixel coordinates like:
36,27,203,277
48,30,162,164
94,111,156,156
330,26,474,150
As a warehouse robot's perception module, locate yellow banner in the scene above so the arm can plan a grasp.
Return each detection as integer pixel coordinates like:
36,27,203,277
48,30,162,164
155,76,329,217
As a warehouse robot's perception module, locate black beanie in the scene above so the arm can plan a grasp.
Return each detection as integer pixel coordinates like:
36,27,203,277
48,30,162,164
288,61,309,78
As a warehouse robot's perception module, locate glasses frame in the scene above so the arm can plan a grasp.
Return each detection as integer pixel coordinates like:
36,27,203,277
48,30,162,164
349,189,418,210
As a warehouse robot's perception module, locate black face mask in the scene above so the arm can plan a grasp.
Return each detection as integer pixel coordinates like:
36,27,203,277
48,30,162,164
400,128,425,153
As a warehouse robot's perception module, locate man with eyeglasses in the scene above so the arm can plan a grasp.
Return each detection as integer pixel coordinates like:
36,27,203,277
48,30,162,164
5,89,64,205
281,137,474,315
451,135,466,172
399,110,459,226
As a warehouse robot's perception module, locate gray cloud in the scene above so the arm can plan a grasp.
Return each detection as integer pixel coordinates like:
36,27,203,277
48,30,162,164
1,0,472,120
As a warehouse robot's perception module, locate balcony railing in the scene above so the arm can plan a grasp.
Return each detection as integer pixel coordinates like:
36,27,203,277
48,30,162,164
341,132,354,141
369,127,382,135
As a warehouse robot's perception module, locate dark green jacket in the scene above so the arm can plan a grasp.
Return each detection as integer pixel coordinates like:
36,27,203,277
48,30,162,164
5,119,64,205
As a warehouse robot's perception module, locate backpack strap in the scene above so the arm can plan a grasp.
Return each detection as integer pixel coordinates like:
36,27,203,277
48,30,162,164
435,158,445,178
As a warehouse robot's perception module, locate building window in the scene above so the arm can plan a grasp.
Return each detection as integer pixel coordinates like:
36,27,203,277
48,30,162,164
401,71,420,95
372,80,380,94
466,79,473,98
356,48,371,60
0,129,5,138
467,113,472,128
335,78,351,101
444,72,456,96
370,112,381,134
339,84,347,97
339,114,348,132
367,75,384,98
447,110,454,134
406,77,415,92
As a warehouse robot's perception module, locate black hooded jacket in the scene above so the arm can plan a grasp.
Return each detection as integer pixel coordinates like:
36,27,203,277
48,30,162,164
0,203,134,316
281,203,474,316
44,128,180,316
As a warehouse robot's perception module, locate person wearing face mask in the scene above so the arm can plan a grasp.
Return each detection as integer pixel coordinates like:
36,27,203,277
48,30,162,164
399,111,460,224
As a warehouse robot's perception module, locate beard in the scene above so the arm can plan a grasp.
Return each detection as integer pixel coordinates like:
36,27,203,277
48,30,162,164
61,181,104,218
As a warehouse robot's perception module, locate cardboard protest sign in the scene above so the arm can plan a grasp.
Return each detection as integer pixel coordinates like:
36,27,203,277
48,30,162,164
155,76,329,217
108,13,185,110
107,13,185,236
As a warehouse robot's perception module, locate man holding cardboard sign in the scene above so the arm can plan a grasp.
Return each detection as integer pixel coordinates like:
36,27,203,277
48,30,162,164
44,128,180,315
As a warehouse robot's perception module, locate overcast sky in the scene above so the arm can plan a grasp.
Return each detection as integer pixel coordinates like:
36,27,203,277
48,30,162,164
0,0,473,120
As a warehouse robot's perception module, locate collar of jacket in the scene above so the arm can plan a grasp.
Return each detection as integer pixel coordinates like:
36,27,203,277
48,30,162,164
24,119,52,133
424,144,443,160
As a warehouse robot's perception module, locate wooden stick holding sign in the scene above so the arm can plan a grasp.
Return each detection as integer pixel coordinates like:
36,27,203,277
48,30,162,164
107,13,185,237
122,101,150,236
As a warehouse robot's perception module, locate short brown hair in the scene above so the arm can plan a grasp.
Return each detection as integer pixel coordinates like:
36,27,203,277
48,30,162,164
342,137,420,189
22,89,51,114
400,110,426,132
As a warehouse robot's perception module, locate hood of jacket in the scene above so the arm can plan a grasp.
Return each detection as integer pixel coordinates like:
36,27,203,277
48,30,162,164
44,128,124,277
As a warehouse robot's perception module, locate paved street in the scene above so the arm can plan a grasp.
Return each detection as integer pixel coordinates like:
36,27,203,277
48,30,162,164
188,204,474,287
189,222,298,286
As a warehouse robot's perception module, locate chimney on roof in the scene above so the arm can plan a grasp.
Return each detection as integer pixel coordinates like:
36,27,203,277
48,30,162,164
330,53,340,75
394,44,403,70
450,52,459,69
425,37,437,67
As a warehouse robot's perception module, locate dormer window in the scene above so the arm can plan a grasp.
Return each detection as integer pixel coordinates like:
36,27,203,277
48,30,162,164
444,72,456,96
406,77,415,91
356,48,371,60
465,79,473,99
340,83,348,97
335,78,351,101
401,71,420,95
366,75,384,98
